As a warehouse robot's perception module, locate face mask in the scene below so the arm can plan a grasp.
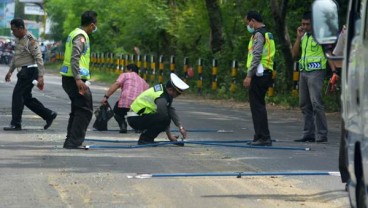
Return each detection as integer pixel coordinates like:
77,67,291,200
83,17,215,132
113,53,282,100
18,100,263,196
92,26,98,33
247,25,254,34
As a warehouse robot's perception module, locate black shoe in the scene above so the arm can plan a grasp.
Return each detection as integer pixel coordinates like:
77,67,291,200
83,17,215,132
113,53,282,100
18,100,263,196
138,139,153,145
173,142,184,147
118,119,127,133
252,136,259,142
170,139,185,146
63,143,86,149
247,136,260,144
44,112,57,130
134,129,143,133
137,139,156,145
4,125,21,131
294,137,315,142
249,139,272,146
316,138,328,143
119,129,127,133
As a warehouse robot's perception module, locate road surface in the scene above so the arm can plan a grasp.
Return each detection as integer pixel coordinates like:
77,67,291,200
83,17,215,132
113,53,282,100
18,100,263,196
0,65,349,207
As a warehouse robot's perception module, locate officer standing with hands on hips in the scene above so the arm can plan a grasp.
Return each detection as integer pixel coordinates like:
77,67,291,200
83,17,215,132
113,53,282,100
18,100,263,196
127,73,189,145
4,18,57,131
60,11,98,149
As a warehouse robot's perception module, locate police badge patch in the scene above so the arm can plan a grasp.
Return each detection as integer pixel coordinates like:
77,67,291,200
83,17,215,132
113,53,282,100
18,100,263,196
153,84,162,92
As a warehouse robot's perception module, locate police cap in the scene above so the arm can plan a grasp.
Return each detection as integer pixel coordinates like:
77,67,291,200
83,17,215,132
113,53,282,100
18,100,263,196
167,73,189,93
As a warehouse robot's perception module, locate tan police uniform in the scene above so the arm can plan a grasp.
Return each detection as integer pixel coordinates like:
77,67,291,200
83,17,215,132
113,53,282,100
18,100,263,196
5,31,56,130
9,31,45,75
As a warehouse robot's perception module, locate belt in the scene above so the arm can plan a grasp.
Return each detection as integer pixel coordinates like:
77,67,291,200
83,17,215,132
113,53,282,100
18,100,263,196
22,64,37,68
262,69,271,75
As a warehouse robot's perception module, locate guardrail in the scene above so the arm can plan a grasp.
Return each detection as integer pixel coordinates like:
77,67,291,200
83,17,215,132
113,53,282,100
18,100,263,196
55,52,287,97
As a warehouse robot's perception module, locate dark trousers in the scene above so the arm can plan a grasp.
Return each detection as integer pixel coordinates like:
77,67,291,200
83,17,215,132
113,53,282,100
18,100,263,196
127,113,170,142
113,101,129,129
62,76,93,146
249,74,272,141
11,67,53,127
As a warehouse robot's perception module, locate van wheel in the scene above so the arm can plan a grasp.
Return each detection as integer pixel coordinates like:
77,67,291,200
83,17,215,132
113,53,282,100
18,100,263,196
357,174,367,208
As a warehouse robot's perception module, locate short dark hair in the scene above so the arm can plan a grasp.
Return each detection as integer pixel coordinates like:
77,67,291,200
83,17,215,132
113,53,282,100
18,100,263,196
302,11,312,20
126,64,139,73
166,80,175,90
10,18,25,29
246,10,263,23
81,11,97,26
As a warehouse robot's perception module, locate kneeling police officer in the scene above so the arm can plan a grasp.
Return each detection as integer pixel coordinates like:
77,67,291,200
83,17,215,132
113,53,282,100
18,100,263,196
127,73,189,145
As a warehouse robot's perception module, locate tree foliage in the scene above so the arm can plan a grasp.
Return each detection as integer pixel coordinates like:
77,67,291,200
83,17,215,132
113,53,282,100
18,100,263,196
45,0,348,97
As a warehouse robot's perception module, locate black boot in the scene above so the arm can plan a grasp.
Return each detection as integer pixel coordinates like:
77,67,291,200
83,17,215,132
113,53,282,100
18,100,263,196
138,136,155,145
114,114,127,133
119,120,127,133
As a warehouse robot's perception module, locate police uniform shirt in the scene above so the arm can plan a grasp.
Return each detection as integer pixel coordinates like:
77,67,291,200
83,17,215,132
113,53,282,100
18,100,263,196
9,31,45,76
155,89,182,127
71,34,87,80
247,26,266,77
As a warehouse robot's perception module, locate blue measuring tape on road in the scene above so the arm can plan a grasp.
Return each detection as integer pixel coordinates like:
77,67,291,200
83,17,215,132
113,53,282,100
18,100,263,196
84,138,310,151
127,171,340,179
92,129,234,133
85,141,183,149
184,141,310,151
85,138,277,143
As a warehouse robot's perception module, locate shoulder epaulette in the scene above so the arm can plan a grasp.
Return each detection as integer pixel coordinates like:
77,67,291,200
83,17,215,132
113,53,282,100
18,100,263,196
27,34,34,40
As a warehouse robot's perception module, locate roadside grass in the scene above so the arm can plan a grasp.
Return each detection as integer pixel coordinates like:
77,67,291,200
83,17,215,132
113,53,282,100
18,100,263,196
45,62,116,83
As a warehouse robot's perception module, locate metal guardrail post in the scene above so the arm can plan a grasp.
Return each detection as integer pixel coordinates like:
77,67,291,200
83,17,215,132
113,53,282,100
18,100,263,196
211,59,218,90
197,58,203,94
268,70,276,97
159,55,164,83
230,60,238,93
170,55,175,73
183,57,189,83
143,55,148,80
292,62,299,97
150,55,156,82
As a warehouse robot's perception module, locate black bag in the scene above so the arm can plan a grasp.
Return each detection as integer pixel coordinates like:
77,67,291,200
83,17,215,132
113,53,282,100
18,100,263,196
93,103,114,131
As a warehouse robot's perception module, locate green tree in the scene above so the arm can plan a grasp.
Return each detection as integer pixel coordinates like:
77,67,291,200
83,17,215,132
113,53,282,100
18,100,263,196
43,0,348,107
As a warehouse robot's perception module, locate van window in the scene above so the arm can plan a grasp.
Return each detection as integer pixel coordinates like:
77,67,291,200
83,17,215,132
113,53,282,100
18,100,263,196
355,0,363,36
345,0,363,81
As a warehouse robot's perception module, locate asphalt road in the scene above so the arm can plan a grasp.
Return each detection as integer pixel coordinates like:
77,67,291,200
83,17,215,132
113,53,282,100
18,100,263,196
0,65,349,207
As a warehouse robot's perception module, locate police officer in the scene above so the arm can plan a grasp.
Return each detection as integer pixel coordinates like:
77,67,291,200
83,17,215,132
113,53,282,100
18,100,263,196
60,11,98,149
243,11,275,146
4,18,57,131
127,73,189,145
292,12,328,143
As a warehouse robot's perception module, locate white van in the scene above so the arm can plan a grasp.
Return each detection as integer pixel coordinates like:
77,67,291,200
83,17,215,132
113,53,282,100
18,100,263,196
312,0,368,207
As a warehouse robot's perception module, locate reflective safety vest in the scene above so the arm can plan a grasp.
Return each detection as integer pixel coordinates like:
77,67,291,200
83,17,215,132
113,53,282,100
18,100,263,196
299,34,327,71
246,31,275,71
130,84,164,115
60,28,91,80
